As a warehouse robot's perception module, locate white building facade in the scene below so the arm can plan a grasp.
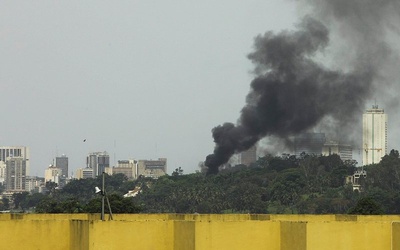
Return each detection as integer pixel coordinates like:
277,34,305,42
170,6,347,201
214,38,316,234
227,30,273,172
362,105,387,165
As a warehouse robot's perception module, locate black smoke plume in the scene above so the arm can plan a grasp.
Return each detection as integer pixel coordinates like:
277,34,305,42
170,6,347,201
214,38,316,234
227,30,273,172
205,0,400,174
205,16,375,174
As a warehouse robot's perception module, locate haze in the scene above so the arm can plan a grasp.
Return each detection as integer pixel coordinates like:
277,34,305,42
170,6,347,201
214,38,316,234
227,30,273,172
0,1,298,176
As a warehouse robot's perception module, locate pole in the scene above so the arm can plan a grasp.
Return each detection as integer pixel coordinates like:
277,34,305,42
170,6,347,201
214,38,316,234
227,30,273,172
101,172,105,221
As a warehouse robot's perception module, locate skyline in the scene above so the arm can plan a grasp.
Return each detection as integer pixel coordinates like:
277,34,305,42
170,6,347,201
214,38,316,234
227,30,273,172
1,1,400,176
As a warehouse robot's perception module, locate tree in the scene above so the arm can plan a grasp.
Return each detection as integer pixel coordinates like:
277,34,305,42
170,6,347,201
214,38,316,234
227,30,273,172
348,197,383,215
172,167,184,176
12,192,29,210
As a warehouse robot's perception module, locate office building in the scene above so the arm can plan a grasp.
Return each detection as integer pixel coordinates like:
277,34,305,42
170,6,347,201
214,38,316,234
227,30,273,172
362,105,387,165
25,176,44,193
0,146,30,175
294,133,326,157
112,160,137,180
137,158,167,179
55,154,68,177
5,157,26,191
87,152,110,177
322,141,353,161
44,165,62,184
0,161,5,184
75,168,94,179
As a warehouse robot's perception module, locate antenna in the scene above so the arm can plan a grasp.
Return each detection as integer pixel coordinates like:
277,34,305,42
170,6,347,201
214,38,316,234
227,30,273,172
114,139,116,167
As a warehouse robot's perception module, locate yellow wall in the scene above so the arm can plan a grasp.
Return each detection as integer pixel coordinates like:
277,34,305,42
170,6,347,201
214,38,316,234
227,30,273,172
194,220,280,250
0,214,399,250
306,221,392,250
88,220,174,250
0,220,72,250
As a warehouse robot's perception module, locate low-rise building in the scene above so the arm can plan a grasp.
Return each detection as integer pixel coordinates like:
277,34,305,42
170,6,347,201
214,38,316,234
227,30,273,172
137,158,167,179
322,141,353,161
75,168,94,179
112,160,137,179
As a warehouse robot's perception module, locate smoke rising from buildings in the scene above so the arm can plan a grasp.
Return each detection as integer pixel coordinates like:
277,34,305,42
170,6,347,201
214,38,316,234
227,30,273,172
205,0,400,174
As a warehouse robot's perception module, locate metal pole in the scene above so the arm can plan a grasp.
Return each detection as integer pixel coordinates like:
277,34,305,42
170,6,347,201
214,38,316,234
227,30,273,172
101,172,105,221
106,196,113,220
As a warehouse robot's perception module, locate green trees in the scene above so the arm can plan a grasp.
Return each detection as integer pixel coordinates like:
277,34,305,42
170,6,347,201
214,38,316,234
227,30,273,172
33,174,141,213
6,150,400,214
348,197,383,215
134,152,392,214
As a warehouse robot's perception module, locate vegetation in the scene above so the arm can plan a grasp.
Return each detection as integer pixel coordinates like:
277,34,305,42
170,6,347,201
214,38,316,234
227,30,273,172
3,150,400,214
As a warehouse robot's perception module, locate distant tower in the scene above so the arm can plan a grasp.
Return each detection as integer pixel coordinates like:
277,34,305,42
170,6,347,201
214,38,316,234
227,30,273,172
87,152,110,177
55,154,68,177
0,146,30,175
5,157,26,191
362,105,387,165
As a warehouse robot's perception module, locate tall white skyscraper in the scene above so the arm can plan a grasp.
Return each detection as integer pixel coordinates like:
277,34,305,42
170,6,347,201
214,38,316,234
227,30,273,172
362,105,387,165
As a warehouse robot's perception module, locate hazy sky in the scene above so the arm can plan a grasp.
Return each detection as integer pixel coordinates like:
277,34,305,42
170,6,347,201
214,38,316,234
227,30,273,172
0,1,299,176
2,1,399,176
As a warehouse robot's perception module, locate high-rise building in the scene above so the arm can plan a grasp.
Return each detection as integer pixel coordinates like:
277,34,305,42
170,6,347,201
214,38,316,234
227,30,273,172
0,161,6,184
322,141,353,161
363,105,387,165
87,152,110,177
294,133,326,157
240,145,257,166
55,154,68,177
0,146,30,175
5,157,26,191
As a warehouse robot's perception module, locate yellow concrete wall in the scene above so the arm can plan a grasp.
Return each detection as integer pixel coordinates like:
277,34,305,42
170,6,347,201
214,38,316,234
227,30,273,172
194,220,281,250
174,220,195,250
392,222,400,250
306,221,392,250
280,221,307,250
0,213,100,221
88,220,174,250
270,214,335,222
356,215,400,222
1,214,400,250
0,220,72,250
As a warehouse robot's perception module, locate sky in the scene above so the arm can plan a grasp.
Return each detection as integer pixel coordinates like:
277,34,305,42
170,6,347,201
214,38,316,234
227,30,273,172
1,1,399,176
0,1,299,176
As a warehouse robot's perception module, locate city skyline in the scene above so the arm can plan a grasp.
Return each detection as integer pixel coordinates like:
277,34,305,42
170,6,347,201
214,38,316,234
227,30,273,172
1,1,399,176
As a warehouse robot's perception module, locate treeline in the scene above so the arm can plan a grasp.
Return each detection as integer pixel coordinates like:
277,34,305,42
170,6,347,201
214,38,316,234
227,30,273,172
2,150,400,214
135,150,400,214
0,174,141,213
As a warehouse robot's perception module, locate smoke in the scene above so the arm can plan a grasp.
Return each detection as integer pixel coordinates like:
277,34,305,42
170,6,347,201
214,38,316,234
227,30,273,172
205,1,400,174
